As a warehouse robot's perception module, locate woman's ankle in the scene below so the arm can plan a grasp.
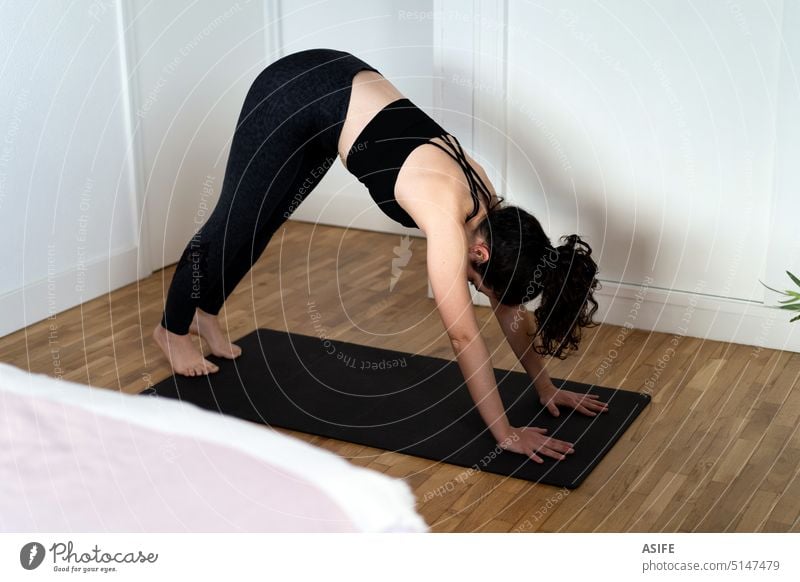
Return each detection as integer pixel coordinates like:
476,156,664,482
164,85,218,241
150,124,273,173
157,322,191,337
195,308,220,320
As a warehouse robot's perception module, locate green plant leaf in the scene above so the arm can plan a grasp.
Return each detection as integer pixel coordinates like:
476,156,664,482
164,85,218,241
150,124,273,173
759,279,787,295
760,275,800,322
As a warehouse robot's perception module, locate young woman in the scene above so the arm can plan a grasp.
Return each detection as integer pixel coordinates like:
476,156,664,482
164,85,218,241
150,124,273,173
153,48,606,462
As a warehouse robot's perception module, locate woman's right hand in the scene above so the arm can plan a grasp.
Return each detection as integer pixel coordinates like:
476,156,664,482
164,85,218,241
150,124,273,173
498,426,575,463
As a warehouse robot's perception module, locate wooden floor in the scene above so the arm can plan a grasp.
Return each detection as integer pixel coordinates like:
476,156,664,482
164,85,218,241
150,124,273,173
3,221,799,532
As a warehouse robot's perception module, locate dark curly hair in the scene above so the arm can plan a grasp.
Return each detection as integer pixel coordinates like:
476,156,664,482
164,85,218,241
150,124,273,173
472,205,600,359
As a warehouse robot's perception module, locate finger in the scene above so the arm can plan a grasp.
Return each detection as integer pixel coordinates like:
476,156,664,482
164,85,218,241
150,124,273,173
547,401,560,417
528,451,544,464
536,446,567,461
587,401,609,411
527,427,548,434
575,394,602,404
544,438,575,454
576,405,598,417
572,393,599,401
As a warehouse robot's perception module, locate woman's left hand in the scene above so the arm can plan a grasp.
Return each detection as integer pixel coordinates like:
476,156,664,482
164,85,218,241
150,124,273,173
537,383,609,417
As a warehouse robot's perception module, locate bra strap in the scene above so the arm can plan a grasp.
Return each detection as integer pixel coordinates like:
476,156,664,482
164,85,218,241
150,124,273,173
425,134,494,220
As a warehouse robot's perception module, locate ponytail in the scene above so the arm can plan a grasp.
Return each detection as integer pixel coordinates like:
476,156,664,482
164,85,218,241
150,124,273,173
474,206,600,358
533,234,600,359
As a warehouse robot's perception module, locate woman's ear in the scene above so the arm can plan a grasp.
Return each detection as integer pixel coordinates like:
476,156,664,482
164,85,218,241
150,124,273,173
468,241,490,264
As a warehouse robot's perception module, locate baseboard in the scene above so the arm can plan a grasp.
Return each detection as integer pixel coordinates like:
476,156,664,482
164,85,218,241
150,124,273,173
429,278,799,353
0,247,142,337
592,279,798,353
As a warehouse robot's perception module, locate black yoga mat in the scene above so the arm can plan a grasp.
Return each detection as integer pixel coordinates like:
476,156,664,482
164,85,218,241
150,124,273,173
146,328,650,488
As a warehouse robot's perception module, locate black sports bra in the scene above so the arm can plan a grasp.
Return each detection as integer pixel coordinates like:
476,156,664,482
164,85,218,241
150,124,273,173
345,98,494,229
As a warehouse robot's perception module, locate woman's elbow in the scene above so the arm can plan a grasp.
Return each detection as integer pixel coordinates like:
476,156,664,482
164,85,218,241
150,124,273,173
448,332,478,352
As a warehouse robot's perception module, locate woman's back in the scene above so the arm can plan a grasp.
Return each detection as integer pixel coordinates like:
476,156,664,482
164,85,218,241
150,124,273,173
341,71,497,231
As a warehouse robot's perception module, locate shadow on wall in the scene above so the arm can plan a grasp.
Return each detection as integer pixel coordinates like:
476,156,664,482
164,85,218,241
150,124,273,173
478,88,702,290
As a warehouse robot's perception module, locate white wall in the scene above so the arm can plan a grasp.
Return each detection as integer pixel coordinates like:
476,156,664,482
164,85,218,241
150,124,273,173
127,0,434,265
767,0,800,304
279,0,434,234
2,1,797,351
0,1,140,336
125,0,267,270
0,0,432,337
505,0,800,349
504,0,781,302
432,0,799,351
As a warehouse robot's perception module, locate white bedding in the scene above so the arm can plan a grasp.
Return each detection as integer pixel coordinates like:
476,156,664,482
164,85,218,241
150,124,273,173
0,363,427,532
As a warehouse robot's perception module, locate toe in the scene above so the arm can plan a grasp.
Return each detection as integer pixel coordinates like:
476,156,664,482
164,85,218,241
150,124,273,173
221,345,241,359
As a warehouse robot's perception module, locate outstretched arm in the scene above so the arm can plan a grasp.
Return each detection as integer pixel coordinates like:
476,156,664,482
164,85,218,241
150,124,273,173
424,212,509,441
417,198,574,462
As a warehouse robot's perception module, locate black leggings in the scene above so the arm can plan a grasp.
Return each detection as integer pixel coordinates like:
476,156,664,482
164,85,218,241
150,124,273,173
160,49,379,334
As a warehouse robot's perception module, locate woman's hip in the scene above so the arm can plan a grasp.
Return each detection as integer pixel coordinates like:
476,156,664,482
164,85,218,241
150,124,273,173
239,49,381,150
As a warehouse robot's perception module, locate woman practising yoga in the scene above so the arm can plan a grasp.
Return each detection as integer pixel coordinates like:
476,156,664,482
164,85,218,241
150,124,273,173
153,48,606,462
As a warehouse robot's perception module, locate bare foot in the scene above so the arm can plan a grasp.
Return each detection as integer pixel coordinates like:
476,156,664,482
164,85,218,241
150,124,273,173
152,324,219,376
189,309,242,359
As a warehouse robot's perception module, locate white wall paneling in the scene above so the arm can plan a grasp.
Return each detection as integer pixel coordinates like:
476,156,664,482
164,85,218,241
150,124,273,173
432,0,798,352
429,0,508,307
279,0,434,235
765,0,800,305
125,0,268,271
0,1,141,336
